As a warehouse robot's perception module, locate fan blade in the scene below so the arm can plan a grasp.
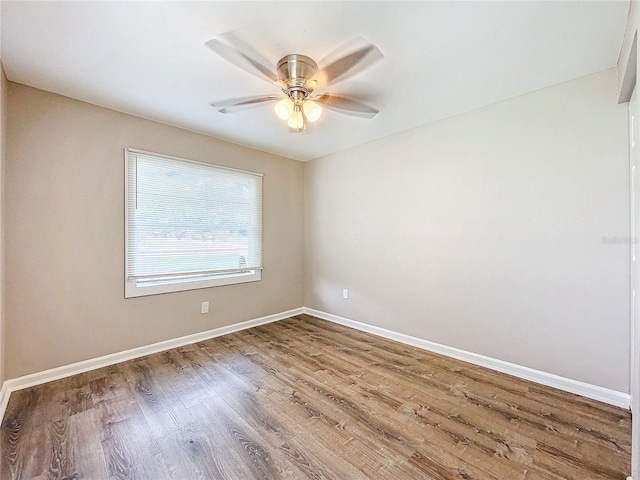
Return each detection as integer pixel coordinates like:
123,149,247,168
314,94,380,119
312,38,383,88
205,32,278,85
211,95,281,113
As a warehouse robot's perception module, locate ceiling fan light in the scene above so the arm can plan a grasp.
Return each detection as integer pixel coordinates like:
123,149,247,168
303,100,322,123
274,98,294,120
287,107,304,130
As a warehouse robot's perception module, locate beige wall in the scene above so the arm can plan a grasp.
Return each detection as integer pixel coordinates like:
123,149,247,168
305,68,630,393
0,66,6,387
6,83,304,378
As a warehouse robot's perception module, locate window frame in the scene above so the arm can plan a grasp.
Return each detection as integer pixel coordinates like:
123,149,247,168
124,148,263,298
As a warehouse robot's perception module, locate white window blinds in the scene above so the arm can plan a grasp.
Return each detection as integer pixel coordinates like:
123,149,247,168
126,149,263,284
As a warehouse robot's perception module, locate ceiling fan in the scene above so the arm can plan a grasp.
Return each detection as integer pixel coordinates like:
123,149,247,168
206,33,383,133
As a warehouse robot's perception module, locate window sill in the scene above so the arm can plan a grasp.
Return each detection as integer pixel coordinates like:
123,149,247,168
125,270,261,298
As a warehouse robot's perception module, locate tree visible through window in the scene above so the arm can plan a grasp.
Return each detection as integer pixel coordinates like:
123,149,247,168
125,149,263,297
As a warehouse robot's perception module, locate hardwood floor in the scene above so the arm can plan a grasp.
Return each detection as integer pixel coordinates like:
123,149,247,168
1,314,632,479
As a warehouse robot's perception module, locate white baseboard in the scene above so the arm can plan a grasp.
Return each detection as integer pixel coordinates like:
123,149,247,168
0,381,10,425
0,307,303,423
303,307,631,410
1,305,631,425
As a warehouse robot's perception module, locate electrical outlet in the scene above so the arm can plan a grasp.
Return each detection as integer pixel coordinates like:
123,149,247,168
201,301,209,314
342,289,349,299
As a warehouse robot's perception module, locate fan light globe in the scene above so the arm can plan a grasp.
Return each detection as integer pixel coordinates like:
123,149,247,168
287,108,304,130
274,98,294,120
303,100,322,122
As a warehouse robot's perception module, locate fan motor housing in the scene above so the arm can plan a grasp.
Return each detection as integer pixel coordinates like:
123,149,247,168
277,54,318,92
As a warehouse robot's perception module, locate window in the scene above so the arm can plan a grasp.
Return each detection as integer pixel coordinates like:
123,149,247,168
125,149,263,298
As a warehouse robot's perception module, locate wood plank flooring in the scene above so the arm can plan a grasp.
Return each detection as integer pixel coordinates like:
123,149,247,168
0,314,632,479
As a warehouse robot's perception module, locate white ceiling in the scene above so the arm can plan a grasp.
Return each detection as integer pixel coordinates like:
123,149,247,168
1,1,631,162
